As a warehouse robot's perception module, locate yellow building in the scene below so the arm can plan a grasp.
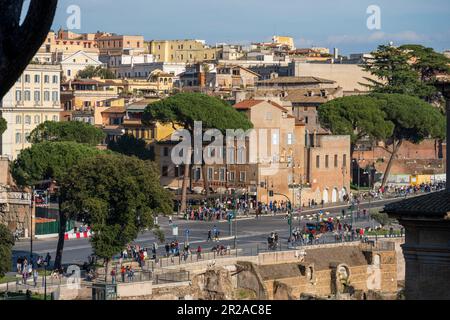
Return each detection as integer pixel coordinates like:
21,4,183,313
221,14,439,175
149,40,217,63
40,30,100,58
272,36,295,50
93,71,175,96
0,64,62,160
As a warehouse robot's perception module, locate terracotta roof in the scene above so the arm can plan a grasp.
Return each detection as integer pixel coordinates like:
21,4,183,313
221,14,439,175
233,99,288,113
234,99,265,109
383,190,450,218
283,88,342,104
257,76,336,85
101,106,125,114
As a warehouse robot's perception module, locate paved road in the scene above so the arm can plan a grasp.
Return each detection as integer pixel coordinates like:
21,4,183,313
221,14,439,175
12,197,401,268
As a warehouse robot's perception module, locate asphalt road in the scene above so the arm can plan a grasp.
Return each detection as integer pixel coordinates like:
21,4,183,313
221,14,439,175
12,196,400,268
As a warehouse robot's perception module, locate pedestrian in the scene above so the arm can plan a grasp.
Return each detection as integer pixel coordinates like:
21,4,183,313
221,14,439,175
207,230,212,242
110,268,116,284
16,257,22,274
197,246,202,260
33,268,38,287
45,252,51,268
120,266,126,282
168,216,173,225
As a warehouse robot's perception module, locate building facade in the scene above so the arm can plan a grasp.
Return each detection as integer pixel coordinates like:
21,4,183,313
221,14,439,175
0,64,62,160
149,40,217,63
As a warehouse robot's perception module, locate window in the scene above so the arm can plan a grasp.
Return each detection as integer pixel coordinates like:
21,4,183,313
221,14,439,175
162,166,169,177
316,155,320,168
25,75,31,83
237,147,246,164
52,75,58,84
25,115,31,124
24,91,31,101
207,167,214,180
34,91,40,102
67,70,71,77
163,147,169,157
34,75,40,83
52,115,58,122
194,168,201,181
272,133,279,145
25,132,30,142
343,154,347,167
227,148,235,164
34,115,40,124
52,91,58,102
15,90,22,102
44,91,50,101
287,133,293,145
16,115,22,124
44,75,50,83
229,171,235,181
334,155,338,168
15,133,22,144
325,155,329,168
219,168,226,182
239,171,246,182
305,116,309,124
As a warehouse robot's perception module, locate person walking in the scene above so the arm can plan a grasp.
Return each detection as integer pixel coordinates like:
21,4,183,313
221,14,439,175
33,268,38,287
120,265,126,282
110,268,116,284
207,230,212,242
45,252,51,268
197,246,202,260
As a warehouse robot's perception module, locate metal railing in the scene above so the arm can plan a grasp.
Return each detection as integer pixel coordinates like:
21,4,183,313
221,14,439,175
154,271,190,285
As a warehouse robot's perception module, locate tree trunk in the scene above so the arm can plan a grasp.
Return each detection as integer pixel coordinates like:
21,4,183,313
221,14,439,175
180,163,189,213
202,165,210,198
381,140,403,188
104,258,109,283
54,201,67,271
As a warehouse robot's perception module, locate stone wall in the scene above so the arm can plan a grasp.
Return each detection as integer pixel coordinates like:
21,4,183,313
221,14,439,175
0,189,32,235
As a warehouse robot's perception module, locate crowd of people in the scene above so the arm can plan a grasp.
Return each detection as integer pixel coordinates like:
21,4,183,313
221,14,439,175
14,252,52,286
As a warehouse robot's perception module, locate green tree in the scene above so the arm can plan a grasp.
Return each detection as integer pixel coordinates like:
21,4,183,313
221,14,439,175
108,134,154,160
60,154,172,279
318,95,394,157
142,93,253,212
0,117,6,136
370,93,446,187
11,141,104,269
77,66,116,79
28,121,105,146
11,141,103,187
361,45,436,100
399,44,450,83
0,224,15,278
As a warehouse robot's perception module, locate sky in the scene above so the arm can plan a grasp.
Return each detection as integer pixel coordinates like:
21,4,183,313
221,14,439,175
29,0,450,55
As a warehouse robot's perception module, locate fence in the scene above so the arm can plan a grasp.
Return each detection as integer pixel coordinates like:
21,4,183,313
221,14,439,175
154,270,190,285
147,249,243,270
35,220,75,235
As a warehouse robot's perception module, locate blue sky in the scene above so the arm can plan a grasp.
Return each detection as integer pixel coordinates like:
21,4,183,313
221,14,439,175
41,0,450,55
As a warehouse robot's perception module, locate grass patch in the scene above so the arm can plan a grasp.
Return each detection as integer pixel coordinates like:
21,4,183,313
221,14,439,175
0,275,17,284
234,288,257,300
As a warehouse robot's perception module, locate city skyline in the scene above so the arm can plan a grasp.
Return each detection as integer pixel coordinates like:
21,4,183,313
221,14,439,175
44,0,450,55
